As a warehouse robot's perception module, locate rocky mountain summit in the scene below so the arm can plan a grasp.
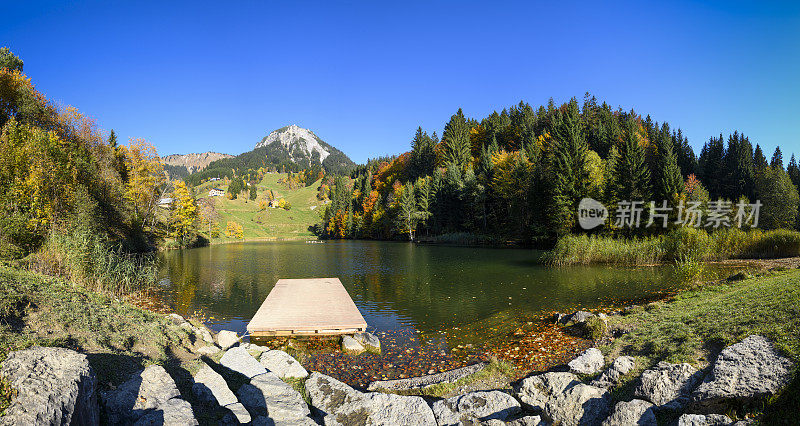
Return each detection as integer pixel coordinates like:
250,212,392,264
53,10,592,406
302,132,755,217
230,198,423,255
254,125,355,173
162,152,233,173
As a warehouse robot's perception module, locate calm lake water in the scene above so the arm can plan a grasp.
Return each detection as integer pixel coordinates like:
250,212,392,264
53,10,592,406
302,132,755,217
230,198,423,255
157,240,726,338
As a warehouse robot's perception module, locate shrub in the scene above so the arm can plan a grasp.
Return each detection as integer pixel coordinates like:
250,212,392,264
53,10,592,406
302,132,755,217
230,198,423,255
546,234,662,265
661,227,712,263
737,229,800,259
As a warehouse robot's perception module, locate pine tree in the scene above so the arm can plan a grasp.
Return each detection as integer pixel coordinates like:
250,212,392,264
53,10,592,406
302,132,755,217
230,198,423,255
722,132,754,200
107,130,118,148
753,144,768,170
698,135,725,198
249,182,257,200
653,123,683,201
546,98,589,234
410,127,437,179
771,147,784,170
788,154,800,188
611,117,651,202
440,109,472,171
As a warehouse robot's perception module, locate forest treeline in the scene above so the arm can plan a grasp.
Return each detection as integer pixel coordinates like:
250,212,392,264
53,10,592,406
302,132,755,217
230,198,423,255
318,95,800,245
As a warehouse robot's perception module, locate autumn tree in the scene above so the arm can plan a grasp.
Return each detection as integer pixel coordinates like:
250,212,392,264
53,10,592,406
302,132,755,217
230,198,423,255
121,138,164,231
170,181,198,246
0,47,23,72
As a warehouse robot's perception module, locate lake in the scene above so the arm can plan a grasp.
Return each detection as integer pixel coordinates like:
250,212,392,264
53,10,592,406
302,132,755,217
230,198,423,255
156,240,732,385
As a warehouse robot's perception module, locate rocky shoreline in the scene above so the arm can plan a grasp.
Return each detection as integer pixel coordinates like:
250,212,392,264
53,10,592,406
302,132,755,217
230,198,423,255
0,308,793,425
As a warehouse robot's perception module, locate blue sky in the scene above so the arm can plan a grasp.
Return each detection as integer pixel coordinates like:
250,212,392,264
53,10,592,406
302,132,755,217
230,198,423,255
2,1,799,163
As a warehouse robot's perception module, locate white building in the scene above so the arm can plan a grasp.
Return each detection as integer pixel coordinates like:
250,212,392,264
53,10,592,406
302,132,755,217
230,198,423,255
209,188,224,197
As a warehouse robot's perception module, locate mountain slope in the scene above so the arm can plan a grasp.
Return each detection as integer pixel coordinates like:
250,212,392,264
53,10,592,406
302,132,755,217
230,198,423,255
255,125,355,174
162,152,233,173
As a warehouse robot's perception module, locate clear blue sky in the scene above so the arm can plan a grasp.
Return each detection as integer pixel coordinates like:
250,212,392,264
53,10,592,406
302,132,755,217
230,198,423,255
2,1,799,163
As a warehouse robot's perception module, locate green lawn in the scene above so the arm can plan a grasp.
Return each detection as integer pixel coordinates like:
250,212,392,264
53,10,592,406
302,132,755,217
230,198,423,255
602,268,800,422
194,173,325,241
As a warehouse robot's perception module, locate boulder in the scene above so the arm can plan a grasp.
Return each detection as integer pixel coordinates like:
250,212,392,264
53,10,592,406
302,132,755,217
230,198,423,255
168,313,186,324
341,335,365,354
132,397,198,425
353,331,381,353
601,399,656,426
192,363,238,406
675,413,732,426
101,365,188,424
507,416,546,426
592,356,636,389
251,415,318,426
0,346,98,426
217,330,240,349
305,371,436,425
220,346,268,379
516,372,610,426
237,372,310,422
634,362,703,410
690,335,793,414
568,348,604,375
260,350,308,379
431,390,521,425
559,310,595,325
367,362,486,392
197,345,221,356
221,402,252,424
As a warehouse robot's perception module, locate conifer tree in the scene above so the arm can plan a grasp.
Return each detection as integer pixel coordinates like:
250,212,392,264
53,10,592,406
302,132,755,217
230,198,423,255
771,147,784,170
753,144,768,170
546,98,589,234
107,130,118,148
440,109,472,171
654,123,683,201
722,132,754,200
611,118,651,202
788,154,800,188
410,127,436,179
698,135,725,197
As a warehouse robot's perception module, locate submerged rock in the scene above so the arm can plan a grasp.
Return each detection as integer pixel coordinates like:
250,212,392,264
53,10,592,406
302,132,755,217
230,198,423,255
217,330,240,349
341,335,365,354
634,362,703,411
0,346,98,426
260,350,308,379
431,390,521,425
220,346,268,379
353,331,381,352
306,371,436,425
568,348,604,375
601,399,656,426
690,335,793,413
559,310,595,325
516,371,610,426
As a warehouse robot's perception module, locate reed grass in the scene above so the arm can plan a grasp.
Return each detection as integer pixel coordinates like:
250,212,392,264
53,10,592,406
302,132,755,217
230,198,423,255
547,228,800,266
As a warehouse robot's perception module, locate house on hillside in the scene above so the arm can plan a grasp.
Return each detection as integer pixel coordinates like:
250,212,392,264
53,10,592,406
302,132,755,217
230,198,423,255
209,188,224,197
157,197,173,207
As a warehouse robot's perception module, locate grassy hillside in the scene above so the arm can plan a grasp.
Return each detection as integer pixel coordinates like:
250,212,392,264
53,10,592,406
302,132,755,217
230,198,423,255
194,173,325,241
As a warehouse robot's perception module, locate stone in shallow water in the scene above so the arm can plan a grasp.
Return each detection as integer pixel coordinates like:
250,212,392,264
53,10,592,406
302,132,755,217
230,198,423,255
192,363,238,407
237,372,310,422
101,365,181,424
0,346,98,426
306,371,436,426
220,346,268,379
353,331,381,352
601,399,656,426
515,371,610,426
633,361,703,410
432,390,521,425
690,335,794,414
367,362,486,392
217,330,240,349
568,348,604,375
260,350,308,379
341,335,365,354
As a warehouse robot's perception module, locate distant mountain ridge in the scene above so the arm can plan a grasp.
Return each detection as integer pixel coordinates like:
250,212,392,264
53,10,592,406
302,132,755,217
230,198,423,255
162,152,233,173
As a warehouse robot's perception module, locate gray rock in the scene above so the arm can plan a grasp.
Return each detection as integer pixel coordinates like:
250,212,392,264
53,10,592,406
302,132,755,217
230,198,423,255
601,399,656,426
260,350,308,379
0,346,98,426
432,390,521,425
237,372,310,422
507,415,546,426
675,413,732,426
568,348,604,375
592,356,636,389
367,362,486,392
220,346,268,379
353,331,381,352
221,402,252,424
252,415,319,425
341,335,365,354
559,310,595,325
197,345,221,356
218,329,240,349
168,313,185,324
634,362,703,410
132,397,198,425
101,365,181,424
690,335,793,413
516,372,610,426
305,371,436,425
192,363,238,406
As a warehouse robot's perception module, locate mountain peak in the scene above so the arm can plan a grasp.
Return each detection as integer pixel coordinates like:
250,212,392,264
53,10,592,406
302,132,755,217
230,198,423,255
256,125,330,162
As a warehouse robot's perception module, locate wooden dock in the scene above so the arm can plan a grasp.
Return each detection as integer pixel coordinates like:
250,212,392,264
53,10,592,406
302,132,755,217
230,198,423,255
247,278,367,337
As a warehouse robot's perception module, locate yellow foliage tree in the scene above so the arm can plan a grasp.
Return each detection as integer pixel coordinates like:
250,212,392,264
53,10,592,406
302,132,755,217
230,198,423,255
170,181,198,246
120,138,164,231
226,221,244,239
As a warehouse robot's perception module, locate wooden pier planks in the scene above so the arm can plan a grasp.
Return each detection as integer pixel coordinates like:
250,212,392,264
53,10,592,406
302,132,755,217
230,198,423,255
247,278,367,336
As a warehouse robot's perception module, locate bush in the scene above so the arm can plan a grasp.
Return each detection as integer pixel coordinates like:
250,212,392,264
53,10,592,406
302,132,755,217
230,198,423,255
661,227,713,263
737,229,800,259
546,234,663,265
